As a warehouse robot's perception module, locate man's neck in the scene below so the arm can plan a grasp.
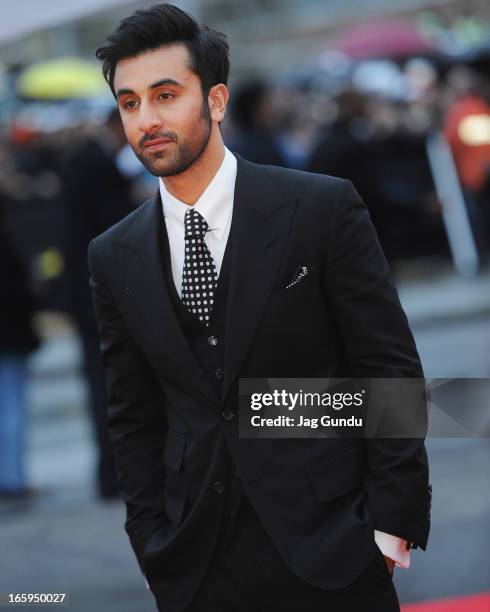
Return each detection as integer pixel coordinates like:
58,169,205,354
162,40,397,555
162,137,225,205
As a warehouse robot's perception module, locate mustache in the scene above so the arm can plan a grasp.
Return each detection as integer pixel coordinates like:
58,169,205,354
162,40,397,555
139,132,177,148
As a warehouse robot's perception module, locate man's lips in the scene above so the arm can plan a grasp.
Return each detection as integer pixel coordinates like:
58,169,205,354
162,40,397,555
143,138,173,150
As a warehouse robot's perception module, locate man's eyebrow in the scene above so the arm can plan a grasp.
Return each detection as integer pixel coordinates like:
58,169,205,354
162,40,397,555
150,78,182,89
116,88,134,98
116,78,183,99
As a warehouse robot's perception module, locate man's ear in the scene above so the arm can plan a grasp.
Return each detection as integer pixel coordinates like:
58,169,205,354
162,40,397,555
208,83,229,123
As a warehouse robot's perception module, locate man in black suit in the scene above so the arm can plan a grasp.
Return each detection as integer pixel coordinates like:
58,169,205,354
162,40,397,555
90,5,431,611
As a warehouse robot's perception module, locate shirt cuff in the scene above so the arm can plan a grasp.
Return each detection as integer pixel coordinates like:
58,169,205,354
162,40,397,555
374,530,411,569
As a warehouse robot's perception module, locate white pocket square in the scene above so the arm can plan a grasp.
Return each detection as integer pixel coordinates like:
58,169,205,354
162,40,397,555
286,266,308,289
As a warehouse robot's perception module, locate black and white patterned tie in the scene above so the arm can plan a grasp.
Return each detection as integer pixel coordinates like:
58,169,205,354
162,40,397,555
181,208,218,326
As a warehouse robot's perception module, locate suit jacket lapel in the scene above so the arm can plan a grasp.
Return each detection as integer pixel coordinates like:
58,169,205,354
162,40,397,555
117,193,220,409
222,157,298,402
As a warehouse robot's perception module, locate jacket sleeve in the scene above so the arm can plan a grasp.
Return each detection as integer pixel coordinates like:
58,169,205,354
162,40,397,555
323,179,431,550
88,238,169,572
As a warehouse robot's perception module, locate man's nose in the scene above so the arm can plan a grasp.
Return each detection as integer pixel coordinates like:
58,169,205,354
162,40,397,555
138,102,163,134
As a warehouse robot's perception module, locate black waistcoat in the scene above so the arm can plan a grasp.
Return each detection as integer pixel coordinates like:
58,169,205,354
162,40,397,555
159,214,249,531
160,221,230,397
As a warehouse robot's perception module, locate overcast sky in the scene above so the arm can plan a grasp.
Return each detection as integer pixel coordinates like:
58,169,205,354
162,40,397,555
0,0,132,44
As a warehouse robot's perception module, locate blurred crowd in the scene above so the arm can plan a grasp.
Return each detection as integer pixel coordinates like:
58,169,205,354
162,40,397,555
226,59,490,263
1,11,490,503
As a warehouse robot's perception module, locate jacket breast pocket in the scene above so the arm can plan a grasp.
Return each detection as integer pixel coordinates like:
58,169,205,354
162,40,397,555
267,272,317,314
306,442,367,502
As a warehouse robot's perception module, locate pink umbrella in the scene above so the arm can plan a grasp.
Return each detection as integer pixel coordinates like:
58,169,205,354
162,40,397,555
336,20,435,59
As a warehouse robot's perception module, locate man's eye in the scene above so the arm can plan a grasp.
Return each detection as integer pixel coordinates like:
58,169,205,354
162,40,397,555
123,100,138,110
159,92,174,100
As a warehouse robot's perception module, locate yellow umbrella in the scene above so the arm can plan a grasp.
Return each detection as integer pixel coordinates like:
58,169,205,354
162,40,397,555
17,57,106,100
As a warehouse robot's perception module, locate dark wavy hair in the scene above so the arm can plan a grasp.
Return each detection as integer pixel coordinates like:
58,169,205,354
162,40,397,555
95,3,229,98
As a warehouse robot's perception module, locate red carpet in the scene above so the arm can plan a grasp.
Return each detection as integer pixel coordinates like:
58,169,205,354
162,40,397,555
401,592,490,612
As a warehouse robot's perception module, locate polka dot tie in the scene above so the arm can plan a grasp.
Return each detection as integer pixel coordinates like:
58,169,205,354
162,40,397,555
181,208,218,326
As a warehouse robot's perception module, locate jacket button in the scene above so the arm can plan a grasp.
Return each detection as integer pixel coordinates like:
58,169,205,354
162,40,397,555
229,505,239,516
222,410,235,421
208,336,218,346
215,368,224,380
213,481,225,494
233,468,240,478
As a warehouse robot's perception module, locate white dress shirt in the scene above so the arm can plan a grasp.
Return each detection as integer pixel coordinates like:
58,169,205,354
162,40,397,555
159,146,237,297
158,146,410,570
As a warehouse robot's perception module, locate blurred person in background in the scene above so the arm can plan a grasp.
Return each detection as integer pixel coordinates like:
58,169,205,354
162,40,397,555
443,65,490,257
308,88,373,194
226,78,285,166
306,89,394,252
0,187,40,503
308,84,443,263
5,118,67,313
274,84,328,169
365,95,444,262
61,108,136,500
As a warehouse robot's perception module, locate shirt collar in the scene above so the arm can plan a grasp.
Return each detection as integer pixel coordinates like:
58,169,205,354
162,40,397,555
159,146,237,241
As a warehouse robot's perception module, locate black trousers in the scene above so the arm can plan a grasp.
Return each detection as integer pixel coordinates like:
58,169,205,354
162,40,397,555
183,496,400,612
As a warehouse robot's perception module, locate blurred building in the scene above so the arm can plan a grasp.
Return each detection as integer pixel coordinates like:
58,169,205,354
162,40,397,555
1,0,490,81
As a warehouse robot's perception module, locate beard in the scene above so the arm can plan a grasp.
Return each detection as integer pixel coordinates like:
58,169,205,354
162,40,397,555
133,100,212,177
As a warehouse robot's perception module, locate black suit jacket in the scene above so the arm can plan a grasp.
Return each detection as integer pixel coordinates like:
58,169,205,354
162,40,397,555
88,156,431,610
